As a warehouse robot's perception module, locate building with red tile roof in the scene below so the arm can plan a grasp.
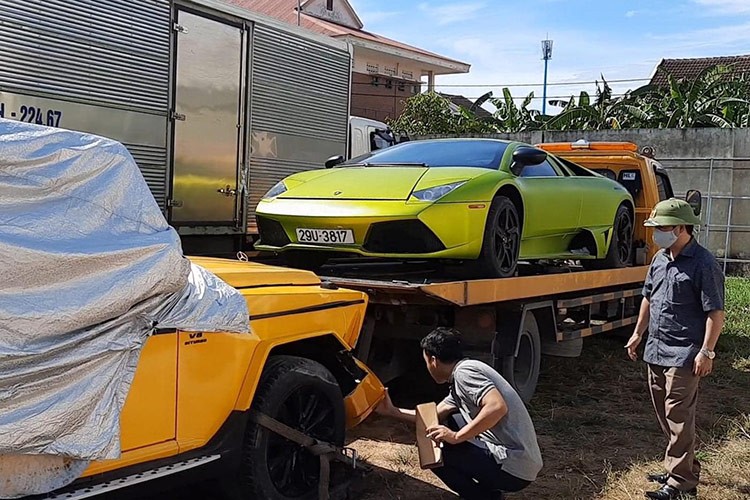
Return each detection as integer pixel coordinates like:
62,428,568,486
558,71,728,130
226,0,470,121
649,54,750,86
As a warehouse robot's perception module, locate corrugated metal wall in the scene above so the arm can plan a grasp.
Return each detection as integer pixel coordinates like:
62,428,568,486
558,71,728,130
124,144,169,207
0,0,171,207
247,24,351,231
0,0,170,112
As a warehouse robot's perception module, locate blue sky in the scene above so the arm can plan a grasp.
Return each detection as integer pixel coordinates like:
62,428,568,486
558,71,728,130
348,0,750,113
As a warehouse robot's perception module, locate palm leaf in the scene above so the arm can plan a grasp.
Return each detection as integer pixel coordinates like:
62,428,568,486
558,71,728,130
548,98,572,108
697,113,732,128
521,91,534,109
668,74,684,105
471,91,493,113
503,87,514,109
618,104,652,122
629,84,661,98
547,106,597,129
718,97,750,106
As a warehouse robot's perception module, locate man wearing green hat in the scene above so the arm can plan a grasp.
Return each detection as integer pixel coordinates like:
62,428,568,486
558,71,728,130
625,198,725,500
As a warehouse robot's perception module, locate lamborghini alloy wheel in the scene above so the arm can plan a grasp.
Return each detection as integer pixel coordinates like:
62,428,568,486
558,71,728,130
583,203,634,270
474,195,520,278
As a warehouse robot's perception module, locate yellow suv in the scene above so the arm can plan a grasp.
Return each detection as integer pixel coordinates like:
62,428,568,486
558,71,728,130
28,257,384,499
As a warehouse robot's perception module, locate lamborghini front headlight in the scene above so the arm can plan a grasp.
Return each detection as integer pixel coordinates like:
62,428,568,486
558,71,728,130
263,181,287,200
412,181,466,202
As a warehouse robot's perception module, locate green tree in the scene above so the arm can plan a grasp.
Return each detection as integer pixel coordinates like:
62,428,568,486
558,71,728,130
609,65,750,128
389,64,750,136
660,65,749,127
388,91,495,136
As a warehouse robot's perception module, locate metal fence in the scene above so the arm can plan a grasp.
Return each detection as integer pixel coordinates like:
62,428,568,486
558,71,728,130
661,157,750,274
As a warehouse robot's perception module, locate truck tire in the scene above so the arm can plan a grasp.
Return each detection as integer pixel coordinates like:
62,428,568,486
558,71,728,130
500,313,541,403
233,355,345,500
583,204,633,270
472,196,520,278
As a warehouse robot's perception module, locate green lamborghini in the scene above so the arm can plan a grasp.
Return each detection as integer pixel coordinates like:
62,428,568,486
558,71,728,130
255,139,634,277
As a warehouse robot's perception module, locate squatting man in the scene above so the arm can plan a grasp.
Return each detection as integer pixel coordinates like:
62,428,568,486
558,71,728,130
376,327,542,500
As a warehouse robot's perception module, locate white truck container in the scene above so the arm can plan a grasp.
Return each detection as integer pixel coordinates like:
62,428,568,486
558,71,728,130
0,0,353,253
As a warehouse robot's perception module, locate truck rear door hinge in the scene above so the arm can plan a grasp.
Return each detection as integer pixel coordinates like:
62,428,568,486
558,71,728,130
173,23,187,33
171,111,186,122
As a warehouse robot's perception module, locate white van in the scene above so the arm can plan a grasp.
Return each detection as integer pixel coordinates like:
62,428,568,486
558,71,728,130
348,116,398,159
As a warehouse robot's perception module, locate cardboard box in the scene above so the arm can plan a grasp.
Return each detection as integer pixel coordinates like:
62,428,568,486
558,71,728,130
415,402,443,469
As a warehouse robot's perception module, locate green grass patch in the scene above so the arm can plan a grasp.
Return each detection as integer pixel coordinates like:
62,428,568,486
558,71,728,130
724,277,750,338
720,277,750,375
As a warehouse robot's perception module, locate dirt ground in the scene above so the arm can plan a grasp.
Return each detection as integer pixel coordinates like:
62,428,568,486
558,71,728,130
131,279,750,500
346,278,750,500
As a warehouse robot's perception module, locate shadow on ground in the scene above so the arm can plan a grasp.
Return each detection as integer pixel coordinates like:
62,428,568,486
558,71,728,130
350,327,750,500
348,462,455,500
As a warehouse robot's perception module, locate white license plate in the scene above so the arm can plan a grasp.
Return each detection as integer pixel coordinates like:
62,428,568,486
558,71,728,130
296,228,354,245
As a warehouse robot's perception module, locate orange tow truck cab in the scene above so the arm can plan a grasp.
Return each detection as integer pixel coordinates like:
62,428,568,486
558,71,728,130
538,140,690,264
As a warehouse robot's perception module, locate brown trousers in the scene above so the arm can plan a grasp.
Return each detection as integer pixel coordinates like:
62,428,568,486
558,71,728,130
648,364,701,491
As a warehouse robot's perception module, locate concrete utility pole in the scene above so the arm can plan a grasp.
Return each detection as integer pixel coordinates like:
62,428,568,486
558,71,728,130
541,38,553,115
297,0,301,25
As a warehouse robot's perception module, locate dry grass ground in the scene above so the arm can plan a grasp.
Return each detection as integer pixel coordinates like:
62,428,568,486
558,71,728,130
348,277,750,500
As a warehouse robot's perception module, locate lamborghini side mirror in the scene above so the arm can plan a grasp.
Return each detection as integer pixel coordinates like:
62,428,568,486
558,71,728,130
510,147,547,176
325,155,345,169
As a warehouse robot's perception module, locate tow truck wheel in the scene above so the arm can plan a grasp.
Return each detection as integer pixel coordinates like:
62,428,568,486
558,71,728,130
232,356,345,500
501,313,541,403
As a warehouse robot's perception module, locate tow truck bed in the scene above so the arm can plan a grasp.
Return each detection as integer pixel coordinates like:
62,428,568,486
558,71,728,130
316,261,648,399
323,265,648,306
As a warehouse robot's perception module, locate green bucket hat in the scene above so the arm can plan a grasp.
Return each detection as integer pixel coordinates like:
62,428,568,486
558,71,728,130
644,198,702,227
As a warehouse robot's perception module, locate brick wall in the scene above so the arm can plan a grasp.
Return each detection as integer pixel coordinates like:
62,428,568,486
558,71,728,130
350,72,419,122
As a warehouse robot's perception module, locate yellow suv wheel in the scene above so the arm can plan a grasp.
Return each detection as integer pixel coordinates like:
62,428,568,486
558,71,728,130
232,356,345,499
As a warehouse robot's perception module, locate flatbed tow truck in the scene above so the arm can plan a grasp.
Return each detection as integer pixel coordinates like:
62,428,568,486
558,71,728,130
313,141,700,401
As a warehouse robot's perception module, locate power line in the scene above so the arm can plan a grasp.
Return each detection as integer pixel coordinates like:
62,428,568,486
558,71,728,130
351,91,640,100
426,77,652,88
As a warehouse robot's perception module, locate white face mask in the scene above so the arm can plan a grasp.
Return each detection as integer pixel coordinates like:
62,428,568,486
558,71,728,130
653,228,679,249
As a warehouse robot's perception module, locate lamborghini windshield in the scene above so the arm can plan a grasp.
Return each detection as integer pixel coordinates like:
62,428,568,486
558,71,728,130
344,139,509,169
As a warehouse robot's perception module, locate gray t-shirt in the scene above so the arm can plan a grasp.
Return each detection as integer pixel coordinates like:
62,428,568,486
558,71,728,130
441,359,543,481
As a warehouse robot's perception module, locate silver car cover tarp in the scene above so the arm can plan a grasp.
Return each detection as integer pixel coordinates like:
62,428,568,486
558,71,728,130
0,120,250,498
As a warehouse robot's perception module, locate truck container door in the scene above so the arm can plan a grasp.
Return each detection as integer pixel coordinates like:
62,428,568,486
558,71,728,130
171,11,245,226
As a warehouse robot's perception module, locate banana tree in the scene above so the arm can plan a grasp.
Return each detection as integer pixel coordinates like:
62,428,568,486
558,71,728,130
544,78,620,130
489,88,544,132
659,65,750,127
